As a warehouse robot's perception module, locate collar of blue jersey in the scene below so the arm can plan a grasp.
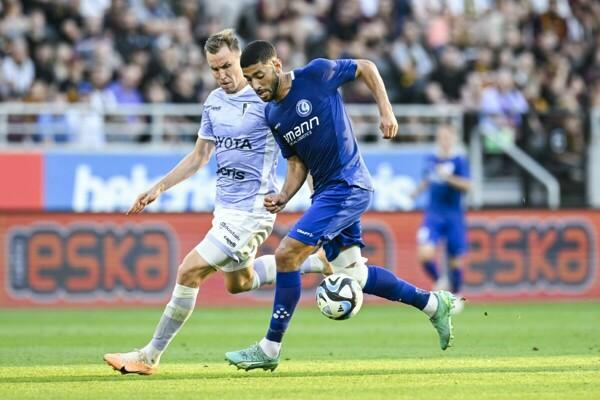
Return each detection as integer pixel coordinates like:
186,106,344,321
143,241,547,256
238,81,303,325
436,148,465,158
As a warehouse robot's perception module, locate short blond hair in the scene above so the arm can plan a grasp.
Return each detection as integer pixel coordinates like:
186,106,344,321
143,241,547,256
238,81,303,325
204,29,240,54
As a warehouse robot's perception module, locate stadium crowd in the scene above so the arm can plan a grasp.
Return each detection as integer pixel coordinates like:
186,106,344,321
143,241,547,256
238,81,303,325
0,0,598,176
0,0,597,109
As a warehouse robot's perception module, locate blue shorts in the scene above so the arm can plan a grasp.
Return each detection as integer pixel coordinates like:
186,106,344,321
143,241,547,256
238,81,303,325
288,184,373,261
417,212,467,257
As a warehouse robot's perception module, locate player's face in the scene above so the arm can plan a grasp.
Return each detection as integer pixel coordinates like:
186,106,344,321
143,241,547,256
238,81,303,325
206,46,244,94
437,126,455,154
243,60,281,102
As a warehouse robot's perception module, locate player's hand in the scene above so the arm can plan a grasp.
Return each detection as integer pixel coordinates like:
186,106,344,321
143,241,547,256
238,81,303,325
379,110,398,140
436,164,452,181
264,192,288,214
127,185,163,214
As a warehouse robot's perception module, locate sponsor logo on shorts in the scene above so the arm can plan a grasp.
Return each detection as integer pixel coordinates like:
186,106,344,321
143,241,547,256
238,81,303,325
219,222,241,240
296,228,314,237
223,236,237,247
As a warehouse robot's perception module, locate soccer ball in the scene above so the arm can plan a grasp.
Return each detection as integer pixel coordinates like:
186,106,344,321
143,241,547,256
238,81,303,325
315,273,363,320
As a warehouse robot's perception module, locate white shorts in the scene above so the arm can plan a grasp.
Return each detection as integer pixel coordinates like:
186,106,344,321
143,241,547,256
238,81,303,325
195,208,276,272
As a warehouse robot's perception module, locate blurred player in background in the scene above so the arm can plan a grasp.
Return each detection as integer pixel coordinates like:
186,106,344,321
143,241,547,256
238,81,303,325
103,29,328,375
412,124,470,312
225,40,457,372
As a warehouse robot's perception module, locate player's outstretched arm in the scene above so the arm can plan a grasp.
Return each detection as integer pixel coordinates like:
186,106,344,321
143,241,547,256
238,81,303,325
436,162,471,192
264,155,308,213
127,138,215,214
354,59,398,140
411,179,430,200
441,174,471,192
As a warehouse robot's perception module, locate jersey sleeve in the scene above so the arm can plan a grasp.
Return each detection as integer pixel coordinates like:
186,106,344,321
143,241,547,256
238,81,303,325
196,103,215,141
301,58,357,90
456,156,471,179
272,132,296,159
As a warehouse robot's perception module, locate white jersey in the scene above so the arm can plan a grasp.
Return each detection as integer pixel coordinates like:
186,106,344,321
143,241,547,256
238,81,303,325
197,85,280,214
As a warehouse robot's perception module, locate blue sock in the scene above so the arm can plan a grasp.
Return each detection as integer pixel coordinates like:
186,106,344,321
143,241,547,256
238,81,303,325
450,268,463,293
265,271,301,343
363,265,430,310
422,260,439,281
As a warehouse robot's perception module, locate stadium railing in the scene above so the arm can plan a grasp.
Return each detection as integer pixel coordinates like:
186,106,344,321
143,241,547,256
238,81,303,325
470,124,560,210
590,107,600,208
0,102,463,148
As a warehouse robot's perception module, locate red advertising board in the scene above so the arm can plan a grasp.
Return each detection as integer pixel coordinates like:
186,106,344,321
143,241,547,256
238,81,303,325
0,153,43,210
1,210,598,308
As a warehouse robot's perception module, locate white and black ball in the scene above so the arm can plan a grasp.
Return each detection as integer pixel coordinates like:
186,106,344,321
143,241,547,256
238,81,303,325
316,273,363,320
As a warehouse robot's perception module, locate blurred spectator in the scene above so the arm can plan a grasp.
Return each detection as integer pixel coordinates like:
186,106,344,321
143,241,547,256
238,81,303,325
430,46,466,102
66,85,105,148
533,0,568,40
108,63,144,105
390,20,434,103
88,66,117,110
32,41,55,83
170,67,201,104
2,37,35,97
0,0,29,38
107,63,145,142
479,70,529,153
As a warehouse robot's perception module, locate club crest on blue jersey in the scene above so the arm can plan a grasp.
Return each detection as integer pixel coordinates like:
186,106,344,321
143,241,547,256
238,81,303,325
296,99,312,117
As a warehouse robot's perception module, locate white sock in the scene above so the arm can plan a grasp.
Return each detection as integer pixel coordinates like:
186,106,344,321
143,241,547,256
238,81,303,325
259,337,281,358
422,292,439,318
141,343,161,364
141,283,199,364
252,255,277,289
300,254,325,274
251,272,261,290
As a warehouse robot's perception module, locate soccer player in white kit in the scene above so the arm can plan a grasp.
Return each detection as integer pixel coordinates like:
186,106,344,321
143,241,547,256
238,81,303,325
103,29,327,375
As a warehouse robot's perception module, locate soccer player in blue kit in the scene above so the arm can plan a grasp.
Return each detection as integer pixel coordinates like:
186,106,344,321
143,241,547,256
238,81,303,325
413,124,470,312
225,40,457,371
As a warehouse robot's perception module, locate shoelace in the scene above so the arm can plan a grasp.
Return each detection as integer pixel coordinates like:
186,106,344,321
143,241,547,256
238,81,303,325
240,344,263,359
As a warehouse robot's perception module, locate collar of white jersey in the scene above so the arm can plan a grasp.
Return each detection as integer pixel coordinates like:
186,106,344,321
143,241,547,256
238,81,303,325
225,84,253,98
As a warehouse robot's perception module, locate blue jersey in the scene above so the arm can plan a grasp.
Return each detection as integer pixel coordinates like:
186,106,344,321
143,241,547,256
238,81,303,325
423,154,470,215
265,58,373,195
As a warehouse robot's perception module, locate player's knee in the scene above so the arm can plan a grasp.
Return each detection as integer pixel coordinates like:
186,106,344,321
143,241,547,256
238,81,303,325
448,256,463,269
274,240,308,272
177,265,198,287
331,246,369,287
417,245,435,261
176,251,211,286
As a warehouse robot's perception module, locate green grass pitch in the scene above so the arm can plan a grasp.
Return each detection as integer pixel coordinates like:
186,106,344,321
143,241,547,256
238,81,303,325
1,302,599,399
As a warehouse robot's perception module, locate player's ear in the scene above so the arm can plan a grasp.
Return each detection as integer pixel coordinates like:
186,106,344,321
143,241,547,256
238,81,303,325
272,57,283,72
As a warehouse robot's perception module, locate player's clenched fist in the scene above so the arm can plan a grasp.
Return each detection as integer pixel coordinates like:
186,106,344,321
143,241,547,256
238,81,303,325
264,192,288,214
127,185,163,214
380,110,398,139
380,114,398,139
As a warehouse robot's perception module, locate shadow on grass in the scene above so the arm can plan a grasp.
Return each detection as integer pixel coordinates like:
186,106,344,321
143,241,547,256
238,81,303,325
3,364,600,384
